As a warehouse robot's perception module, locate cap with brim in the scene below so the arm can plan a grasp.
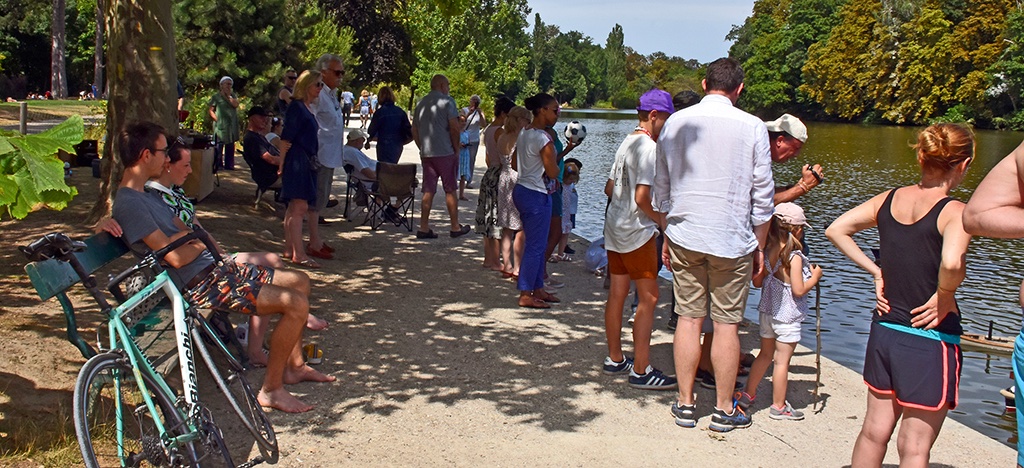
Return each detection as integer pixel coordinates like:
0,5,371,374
774,202,811,228
247,106,272,117
764,114,808,143
637,88,675,115
347,129,369,141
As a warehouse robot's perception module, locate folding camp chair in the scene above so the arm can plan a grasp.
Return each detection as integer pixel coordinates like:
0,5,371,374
343,164,372,220
366,162,418,231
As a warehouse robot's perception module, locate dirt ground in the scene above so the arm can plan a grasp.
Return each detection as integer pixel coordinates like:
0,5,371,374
0,140,1016,467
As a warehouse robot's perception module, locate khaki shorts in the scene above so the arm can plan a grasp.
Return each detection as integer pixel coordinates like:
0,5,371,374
667,240,752,324
607,235,658,280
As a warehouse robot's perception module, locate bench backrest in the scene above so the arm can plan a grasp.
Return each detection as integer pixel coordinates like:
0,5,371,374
24,232,129,300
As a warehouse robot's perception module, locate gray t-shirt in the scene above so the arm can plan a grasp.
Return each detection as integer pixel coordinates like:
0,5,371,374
412,90,458,157
112,187,215,288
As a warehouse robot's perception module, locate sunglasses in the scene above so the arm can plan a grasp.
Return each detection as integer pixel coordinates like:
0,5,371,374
315,82,324,88
286,75,297,80
329,68,345,77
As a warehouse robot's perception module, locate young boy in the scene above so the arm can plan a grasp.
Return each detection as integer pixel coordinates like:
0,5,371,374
601,89,677,390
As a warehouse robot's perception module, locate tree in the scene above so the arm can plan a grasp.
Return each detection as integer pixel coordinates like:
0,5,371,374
87,0,178,223
50,0,68,98
93,0,103,96
320,0,414,85
605,24,627,101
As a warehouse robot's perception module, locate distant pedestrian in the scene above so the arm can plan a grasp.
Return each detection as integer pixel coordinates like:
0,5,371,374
341,89,355,127
411,74,471,239
366,86,413,164
476,96,516,272
278,69,297,116
461,95,487,188
358,90,372,129
208,76,240,171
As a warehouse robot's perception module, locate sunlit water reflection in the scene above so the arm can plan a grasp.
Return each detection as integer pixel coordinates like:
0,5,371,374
561,109,1024,446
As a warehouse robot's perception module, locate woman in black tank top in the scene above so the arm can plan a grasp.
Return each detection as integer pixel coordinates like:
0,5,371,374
826,123,974,467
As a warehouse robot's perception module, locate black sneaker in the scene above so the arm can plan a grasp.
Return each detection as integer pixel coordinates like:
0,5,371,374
326,198,339,208
629,366,678,390
564,245,576,255
671,401,696,428
667,314,678,331
602,356,634,375
709,406,752,432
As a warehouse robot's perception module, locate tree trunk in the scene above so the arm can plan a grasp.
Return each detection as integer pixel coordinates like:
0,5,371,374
93,0,104,97
86,0,178,224
50,0,68,99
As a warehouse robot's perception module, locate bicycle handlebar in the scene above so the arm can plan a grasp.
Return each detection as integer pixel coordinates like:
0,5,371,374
19,233,87,262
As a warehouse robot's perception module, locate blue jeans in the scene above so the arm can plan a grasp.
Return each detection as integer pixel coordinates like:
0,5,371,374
513,185,550,292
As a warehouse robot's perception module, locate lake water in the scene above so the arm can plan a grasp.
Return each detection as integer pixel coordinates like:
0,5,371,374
560,108,1024,447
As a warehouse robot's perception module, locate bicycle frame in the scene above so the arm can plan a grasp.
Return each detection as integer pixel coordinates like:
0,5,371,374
105,269,202,460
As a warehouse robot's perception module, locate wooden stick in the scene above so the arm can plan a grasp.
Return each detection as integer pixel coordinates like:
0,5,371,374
814,282,822,411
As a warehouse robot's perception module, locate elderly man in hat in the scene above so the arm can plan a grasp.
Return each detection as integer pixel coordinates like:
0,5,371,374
208,76,240,171
765,114,823,204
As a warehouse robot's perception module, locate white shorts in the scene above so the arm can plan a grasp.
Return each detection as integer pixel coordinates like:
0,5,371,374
759,312,802,344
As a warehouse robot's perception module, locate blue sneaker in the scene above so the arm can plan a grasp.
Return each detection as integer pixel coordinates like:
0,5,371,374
671,401,696,428
629,366,678,390
602,356,634,375
709,406,752,432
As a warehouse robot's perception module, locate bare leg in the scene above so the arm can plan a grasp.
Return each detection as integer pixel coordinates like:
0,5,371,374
501,229,515,273
699,331,714,373
710,321,740,410
604,274,630,363
513,230,524,276
743,337,776,400
459,178,468,200
771,341,798,409
632,277,659,372
284,201,309,262
483,237,502,270
852,389,901,468
558,232,569,258
674,316,703,406
895,407,948,468
445,191,460,231
253,283,313,413
419,191,435,233
544,215,562,261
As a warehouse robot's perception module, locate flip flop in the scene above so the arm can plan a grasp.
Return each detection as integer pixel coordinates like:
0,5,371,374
303,343,324,365
292,258,321,269
307,246,334,260
536,292,561,303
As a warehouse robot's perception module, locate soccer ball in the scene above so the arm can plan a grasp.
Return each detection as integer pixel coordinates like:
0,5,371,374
564,121,587,144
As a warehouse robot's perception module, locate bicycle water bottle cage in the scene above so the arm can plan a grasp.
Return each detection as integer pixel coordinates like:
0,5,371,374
20,233,87,262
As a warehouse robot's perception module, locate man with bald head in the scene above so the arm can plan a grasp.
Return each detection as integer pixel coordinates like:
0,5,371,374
411,74,470,239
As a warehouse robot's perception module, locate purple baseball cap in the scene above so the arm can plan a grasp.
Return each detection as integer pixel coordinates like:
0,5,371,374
637,88,675,114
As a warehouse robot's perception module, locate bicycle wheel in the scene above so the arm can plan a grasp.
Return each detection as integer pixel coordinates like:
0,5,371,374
73,351,189,467
192,312,279,463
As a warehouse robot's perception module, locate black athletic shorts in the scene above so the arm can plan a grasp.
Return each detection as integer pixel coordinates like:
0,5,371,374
863,321,962,411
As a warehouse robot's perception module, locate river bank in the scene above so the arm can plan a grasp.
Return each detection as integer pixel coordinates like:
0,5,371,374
0,132,1015,466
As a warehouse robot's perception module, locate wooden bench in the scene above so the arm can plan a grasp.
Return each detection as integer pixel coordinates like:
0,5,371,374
23,231,129,359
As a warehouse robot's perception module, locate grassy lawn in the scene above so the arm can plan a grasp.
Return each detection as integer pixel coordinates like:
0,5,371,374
0,100,105,127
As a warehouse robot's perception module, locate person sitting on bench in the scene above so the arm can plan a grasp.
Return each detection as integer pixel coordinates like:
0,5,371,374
110,121,333,413
97,138,330,366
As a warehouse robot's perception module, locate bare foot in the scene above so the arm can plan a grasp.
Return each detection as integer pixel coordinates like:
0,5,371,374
482,263,503,271
306,313,328,331
459,196,469,201
284,364,337,384
257,388,313,413
248,349,268,368
518,296,550,309
535,291,560,303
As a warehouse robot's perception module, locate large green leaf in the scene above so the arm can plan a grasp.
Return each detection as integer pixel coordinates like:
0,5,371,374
8,115,84,159
21,152,69,193
0,135,14,157
0,174,18,206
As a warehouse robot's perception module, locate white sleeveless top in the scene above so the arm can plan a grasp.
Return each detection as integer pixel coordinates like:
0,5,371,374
757,251,811,324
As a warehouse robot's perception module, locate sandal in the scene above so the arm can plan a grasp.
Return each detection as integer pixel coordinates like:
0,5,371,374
292,258,321,269
519,296,551,309
307,245,333,260
321,243,336,253
536,291,561,303
547,254,560,263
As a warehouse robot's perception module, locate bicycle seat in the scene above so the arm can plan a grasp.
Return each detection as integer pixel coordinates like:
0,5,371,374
20,233,87,262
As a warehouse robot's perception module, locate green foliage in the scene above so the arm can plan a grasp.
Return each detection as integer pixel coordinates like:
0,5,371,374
299,19,361,76
0,115,82,219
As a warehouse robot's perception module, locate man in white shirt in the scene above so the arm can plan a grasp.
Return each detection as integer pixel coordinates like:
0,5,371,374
654,57,774,432
312,54,346,239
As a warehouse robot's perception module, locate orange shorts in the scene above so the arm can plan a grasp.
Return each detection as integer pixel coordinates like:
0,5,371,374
607,235,658,280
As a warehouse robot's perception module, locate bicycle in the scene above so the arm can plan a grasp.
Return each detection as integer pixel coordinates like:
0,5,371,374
22,231,278,467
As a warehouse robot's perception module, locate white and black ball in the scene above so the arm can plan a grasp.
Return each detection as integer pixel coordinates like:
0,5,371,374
564,121,587,144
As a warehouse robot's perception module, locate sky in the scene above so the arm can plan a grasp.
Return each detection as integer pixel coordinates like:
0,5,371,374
526,0,756,63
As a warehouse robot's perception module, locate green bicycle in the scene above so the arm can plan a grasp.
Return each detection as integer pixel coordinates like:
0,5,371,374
22,232,278,467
